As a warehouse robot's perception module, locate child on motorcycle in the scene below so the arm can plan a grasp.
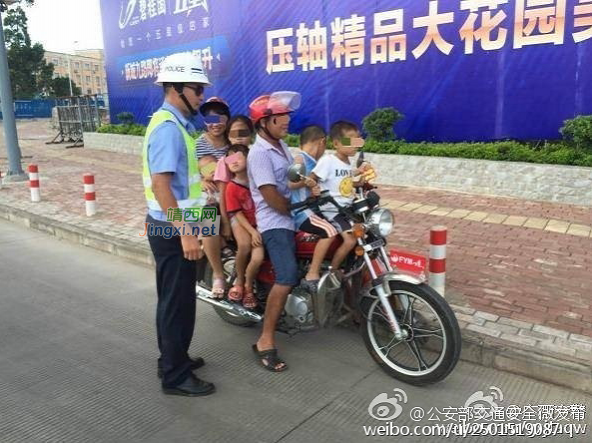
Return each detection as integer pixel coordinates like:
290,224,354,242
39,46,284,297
306,121,368,284
289,125,342,293
214,115,255,240
224,144,262,309
198,155,220,205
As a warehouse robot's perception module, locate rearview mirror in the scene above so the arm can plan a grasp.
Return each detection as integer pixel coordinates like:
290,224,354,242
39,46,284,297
287,163,306,183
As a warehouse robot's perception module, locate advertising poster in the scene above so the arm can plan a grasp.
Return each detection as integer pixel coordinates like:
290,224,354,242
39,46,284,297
100,0,592,141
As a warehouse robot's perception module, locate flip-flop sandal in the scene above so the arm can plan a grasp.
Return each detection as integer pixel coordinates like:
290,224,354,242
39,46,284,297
212,277,226,299
242,288,257,309
228,285,244,302
252,344,288,372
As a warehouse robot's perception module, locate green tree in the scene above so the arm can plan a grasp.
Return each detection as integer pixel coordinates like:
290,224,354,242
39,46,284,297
3,2,55,98
50,76,81,97
362,107,404,142
37,60,54,95
560,115,592,153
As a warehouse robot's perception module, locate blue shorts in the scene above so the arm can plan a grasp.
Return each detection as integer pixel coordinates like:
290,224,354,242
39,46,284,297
262,229,298,287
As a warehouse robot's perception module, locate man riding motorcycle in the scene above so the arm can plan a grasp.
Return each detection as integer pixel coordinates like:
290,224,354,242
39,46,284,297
246,91,302,372
196,92,462,385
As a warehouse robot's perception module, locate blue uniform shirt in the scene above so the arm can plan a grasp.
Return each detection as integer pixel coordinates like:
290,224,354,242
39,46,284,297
146,101,198,222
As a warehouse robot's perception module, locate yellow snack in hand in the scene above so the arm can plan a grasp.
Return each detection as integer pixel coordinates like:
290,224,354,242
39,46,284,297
362,167,377,183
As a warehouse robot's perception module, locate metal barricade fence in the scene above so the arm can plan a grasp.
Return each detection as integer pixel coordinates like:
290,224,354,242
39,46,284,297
47,95,102,148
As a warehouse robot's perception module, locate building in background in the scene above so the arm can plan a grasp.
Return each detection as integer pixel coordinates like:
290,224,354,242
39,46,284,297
44,49,108,96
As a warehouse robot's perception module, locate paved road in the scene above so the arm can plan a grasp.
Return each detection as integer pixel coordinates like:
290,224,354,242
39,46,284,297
0,220,590,443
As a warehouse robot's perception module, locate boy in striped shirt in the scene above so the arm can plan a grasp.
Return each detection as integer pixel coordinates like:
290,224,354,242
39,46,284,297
289,125,339,294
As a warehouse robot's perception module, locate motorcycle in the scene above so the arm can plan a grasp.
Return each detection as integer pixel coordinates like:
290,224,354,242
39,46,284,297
196,164,461,385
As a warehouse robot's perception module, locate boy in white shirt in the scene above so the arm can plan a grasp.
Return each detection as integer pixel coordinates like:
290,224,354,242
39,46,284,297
308,121,367,279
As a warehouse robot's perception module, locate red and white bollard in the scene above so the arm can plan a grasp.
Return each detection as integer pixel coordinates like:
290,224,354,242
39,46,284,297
28,164,40,202
429,226,447,297
83,173,97,216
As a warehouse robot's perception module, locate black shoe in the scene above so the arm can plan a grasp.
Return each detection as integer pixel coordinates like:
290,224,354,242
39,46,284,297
157,357,205,379
162,374,216,397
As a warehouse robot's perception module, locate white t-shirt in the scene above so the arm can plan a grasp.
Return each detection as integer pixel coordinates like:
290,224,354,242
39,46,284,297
312,154,355,220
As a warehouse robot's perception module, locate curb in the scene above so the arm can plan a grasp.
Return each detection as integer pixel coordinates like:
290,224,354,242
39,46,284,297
0,202,154,267
1,202,591,394
460,329,592,394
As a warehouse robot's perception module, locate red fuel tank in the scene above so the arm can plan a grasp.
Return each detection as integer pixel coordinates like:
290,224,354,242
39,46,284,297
295,231,342,259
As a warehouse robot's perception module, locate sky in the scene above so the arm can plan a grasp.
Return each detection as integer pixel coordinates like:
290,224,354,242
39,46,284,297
21,0,104,54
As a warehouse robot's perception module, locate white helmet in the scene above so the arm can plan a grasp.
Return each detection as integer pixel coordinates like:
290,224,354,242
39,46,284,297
155,52,211,86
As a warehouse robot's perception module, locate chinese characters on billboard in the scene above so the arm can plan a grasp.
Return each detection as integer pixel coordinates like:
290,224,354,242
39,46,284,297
100,0,592,141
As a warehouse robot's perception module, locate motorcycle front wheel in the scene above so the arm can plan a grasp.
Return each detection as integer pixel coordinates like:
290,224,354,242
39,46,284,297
360,281,461,385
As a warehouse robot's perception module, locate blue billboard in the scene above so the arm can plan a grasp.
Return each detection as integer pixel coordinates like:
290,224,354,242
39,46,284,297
100,0,592,141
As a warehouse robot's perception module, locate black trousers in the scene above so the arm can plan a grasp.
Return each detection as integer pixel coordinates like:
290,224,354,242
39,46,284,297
147,215,197,388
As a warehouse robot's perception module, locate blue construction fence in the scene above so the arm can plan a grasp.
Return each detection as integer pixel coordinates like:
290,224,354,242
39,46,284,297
0,100,56,119
0,98,107,119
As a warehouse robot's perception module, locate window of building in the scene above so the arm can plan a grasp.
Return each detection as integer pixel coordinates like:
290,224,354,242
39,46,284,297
74,62,80,69
76,75,81,83
53,58,59,65
95,76,100,84
84,63,90,70
86,76,91,83
94,64,99,71
87,88,92,95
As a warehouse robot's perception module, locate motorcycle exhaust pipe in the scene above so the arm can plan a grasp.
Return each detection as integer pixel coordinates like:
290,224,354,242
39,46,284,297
196,285,263,323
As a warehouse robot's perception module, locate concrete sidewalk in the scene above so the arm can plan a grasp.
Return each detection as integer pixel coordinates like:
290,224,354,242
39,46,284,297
1,120,591,393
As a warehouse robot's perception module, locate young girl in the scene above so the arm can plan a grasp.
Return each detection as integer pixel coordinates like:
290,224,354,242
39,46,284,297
227,115,255,146
195,97,230,298
224,144,262,309
214,115,255,282
214,115,255,219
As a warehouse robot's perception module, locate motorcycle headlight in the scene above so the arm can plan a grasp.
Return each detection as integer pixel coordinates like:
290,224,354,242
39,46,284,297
368,209,394,237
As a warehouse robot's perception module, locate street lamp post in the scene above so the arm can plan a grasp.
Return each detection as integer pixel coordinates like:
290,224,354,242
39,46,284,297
69,40,78,96
67,54,73,96
0,0,26,181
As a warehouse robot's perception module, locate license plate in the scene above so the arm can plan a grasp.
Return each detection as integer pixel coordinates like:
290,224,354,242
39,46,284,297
389,249,427,278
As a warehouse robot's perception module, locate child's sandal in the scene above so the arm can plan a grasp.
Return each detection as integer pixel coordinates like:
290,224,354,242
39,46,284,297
243,288,257,309
228,285,244,302
212,277,226,299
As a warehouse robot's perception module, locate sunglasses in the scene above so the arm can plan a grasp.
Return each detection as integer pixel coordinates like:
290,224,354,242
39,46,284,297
184,84,204,96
